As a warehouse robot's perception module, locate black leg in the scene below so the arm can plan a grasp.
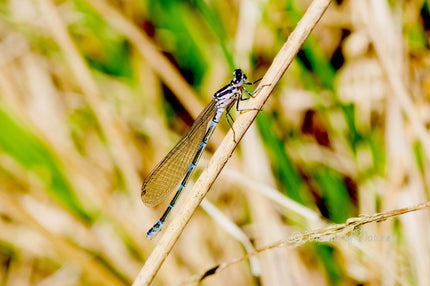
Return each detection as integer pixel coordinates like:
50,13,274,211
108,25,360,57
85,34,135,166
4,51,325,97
225,104,237,143
237,83,271,113
236,91,259,113
244,83,271,98
243,87,254,97
244,78,262,86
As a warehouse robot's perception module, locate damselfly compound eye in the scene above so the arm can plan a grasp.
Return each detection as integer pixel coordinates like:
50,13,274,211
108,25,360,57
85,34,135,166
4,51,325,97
232,69,244,85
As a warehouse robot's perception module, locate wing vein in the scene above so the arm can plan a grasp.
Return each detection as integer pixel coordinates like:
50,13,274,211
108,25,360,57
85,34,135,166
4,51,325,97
141,99,217,207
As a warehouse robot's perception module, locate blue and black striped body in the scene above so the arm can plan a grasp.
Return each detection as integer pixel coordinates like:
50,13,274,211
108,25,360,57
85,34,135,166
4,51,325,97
146,119,219,238
142,69,260,238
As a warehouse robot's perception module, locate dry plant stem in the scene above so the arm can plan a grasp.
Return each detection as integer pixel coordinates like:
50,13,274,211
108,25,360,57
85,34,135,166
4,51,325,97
187,201,430,284
223,168,321,223
37,0,145,255
37,0,140,191
0,191,124,286
133,0,333,285
89,0,225,147
363,7,430,162
200,200,260,276
89,0,203,120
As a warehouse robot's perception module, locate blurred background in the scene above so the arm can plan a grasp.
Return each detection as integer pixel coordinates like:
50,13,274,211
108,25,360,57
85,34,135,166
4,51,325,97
1,0,430,285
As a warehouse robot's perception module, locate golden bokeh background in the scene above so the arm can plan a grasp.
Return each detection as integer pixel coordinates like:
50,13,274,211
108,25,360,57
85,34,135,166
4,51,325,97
0,0,430,285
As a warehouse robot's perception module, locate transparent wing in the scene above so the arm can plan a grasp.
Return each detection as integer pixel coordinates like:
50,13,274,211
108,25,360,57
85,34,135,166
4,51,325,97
141,99,217,207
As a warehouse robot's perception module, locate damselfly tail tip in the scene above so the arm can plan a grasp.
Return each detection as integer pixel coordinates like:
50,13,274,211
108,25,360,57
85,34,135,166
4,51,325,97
146,229,158,239
146,223,162,239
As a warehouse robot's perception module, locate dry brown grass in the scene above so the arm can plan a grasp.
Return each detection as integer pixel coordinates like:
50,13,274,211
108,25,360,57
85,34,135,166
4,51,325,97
0,0,429,286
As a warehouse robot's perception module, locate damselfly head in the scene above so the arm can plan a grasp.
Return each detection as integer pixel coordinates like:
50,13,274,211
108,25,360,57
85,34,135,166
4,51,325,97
232,69,248,87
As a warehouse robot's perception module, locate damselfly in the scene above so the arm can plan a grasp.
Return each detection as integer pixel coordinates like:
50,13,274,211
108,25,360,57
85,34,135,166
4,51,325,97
141,69,265,238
